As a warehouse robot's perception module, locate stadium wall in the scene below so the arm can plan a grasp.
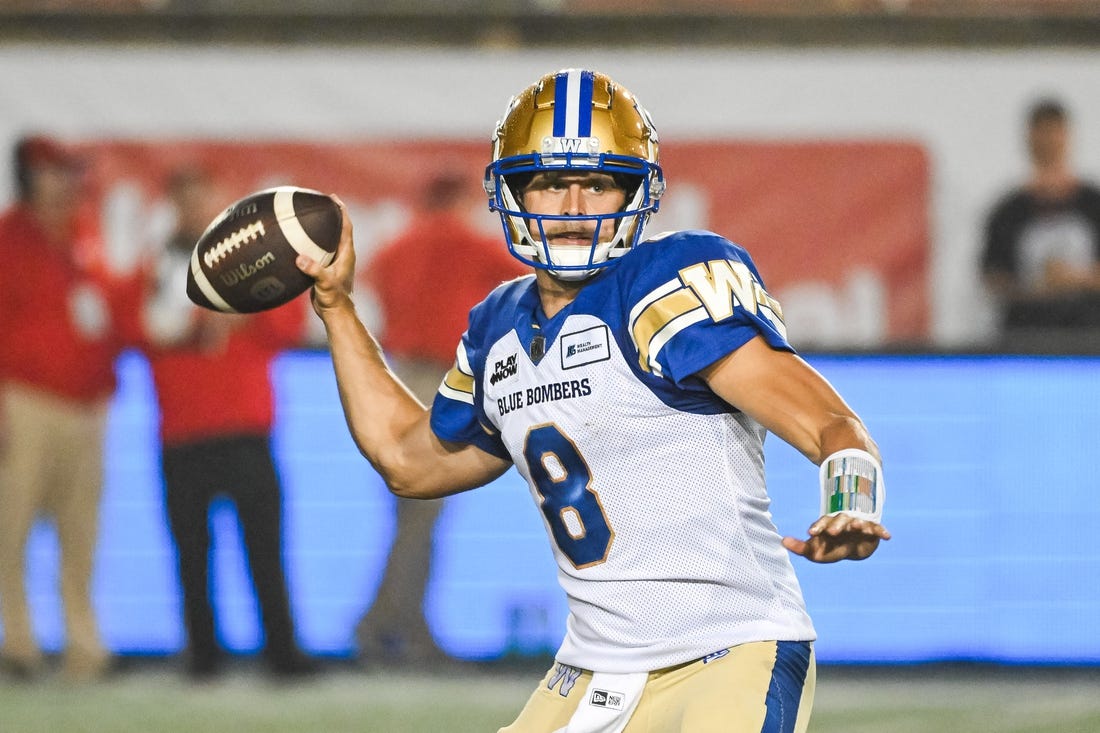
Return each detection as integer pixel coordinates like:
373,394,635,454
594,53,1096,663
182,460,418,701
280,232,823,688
1,44,1100,347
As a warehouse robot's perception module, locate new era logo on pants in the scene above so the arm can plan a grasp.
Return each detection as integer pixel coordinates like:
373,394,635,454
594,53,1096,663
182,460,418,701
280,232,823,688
590,688,625,710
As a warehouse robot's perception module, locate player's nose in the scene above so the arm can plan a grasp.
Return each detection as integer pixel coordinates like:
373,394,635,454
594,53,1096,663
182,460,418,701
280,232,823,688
561,184,586,216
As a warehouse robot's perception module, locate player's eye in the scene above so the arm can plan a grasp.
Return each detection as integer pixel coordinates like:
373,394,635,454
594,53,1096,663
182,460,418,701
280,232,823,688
586,175,621,194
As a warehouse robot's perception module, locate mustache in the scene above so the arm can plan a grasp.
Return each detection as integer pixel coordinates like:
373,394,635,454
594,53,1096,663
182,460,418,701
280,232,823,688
541,224,600,238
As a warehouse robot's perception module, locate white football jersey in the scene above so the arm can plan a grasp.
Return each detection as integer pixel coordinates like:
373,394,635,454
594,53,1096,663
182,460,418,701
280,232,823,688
431,230,815,673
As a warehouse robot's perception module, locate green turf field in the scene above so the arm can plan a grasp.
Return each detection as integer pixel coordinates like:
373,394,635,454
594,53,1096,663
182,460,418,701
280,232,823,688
1,663,1098,732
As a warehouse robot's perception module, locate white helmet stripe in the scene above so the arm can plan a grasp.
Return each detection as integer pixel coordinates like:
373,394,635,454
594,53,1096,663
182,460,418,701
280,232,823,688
565,69,582,137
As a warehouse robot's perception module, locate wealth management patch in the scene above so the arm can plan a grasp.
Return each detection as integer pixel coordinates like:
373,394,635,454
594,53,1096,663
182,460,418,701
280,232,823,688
561,325,611,370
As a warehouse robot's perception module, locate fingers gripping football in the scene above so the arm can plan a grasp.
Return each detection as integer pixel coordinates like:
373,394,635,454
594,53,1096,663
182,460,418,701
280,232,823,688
296,195,356,316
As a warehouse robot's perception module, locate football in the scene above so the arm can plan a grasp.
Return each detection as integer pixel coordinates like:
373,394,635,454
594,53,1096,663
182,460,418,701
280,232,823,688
185,185,341,313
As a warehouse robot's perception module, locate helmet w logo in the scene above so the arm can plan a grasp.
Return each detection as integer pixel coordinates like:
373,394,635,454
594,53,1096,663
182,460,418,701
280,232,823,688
556,137,595,154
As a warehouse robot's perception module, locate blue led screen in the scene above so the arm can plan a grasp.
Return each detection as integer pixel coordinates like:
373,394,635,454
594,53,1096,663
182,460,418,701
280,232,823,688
12,351,1100,664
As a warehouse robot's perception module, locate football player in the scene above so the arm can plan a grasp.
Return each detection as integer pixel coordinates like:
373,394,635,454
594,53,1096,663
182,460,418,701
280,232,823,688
298,68,890,733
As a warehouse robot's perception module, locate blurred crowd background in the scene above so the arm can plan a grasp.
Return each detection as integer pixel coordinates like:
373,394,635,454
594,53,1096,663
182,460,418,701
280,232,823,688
1,0,1099,685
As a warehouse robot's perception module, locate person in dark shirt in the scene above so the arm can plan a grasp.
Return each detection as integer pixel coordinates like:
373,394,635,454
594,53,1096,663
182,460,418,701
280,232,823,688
981,98,1100,346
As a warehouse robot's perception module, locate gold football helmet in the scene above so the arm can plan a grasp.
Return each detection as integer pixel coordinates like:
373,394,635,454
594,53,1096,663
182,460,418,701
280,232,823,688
484,69,665,281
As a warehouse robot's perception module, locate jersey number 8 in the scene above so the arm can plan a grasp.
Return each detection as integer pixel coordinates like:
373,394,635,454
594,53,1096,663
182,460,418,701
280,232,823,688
522,424,614,568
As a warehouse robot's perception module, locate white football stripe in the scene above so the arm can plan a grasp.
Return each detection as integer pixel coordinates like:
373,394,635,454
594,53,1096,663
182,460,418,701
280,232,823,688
189,244,238,313
273,187,336,266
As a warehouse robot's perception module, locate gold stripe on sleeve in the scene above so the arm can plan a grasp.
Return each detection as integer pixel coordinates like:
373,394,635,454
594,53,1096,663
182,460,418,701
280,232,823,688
631,287,704,372
443,366,474,396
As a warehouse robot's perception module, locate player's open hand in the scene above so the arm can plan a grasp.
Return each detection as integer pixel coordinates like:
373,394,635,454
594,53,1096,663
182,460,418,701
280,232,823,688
296,195,356,317
782,514,891,563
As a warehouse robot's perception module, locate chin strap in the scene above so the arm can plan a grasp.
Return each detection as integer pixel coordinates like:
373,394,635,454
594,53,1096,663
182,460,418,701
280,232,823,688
819,448,885,523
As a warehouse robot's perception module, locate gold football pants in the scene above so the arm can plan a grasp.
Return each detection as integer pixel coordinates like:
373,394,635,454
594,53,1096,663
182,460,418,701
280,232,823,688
501,640,815,733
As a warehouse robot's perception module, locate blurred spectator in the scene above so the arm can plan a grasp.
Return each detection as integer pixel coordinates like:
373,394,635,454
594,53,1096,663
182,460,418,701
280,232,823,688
0,135,139,681
981,98,1100,347
141,165,316,680
356,171,526,668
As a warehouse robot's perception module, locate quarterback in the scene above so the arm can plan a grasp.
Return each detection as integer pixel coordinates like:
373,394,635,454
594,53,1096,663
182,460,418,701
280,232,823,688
299,69,890,733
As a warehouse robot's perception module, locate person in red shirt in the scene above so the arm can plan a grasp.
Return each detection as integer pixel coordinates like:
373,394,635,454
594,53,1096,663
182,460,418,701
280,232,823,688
0,135,139,681
141,165,316,680
356,171,527,668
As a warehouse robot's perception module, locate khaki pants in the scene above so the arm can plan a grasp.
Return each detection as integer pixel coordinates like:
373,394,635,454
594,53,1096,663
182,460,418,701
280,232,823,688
501,641,816,733
0,383,109,676
355,357,448,662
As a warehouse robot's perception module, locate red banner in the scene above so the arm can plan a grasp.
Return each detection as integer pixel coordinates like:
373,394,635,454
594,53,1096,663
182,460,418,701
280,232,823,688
77,138,928,347
664,141,930,346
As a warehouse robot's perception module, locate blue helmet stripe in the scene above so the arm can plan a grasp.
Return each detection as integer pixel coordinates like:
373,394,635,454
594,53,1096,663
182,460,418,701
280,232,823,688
576,71,594,137
552,71,570,137
552,69,596,139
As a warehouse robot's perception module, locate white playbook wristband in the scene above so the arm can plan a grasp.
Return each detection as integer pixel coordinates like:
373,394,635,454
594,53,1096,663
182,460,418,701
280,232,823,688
819,448,885,523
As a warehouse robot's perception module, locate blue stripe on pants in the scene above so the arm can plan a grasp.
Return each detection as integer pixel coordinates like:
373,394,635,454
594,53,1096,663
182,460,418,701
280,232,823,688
761,641,812,733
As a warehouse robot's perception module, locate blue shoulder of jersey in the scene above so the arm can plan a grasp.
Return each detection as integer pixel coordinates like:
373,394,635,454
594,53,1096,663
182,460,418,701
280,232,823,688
616,229,792,385
427,275,536,459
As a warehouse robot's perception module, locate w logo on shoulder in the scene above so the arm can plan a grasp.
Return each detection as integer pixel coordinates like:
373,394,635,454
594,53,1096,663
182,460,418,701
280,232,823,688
589,688,625,711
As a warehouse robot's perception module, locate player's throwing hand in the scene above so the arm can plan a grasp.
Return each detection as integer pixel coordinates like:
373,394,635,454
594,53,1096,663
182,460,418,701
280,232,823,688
297,196,356,316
